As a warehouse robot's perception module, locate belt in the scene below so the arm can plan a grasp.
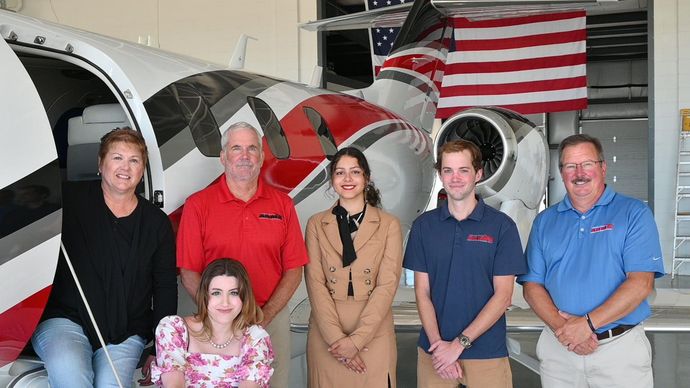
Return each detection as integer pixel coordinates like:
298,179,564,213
596,324,636,340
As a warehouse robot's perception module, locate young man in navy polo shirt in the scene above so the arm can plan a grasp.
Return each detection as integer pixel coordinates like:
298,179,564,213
403,140,526,388
519,134,664,388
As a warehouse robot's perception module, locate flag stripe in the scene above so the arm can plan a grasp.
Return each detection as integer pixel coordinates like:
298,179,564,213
454,17,585,40
439,76,587,96
444,55,586,79
452,11,585,29
449,41,585,63
438,86,586,107
436,98,588,117
456,29,586,51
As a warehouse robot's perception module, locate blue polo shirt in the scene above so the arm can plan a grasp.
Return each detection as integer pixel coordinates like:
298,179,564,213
518,186,664,332
403,199,526,359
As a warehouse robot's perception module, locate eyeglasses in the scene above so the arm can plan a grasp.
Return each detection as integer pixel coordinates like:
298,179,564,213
560,160,603,172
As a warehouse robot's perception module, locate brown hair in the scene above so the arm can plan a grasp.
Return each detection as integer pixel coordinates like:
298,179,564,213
558,134,605,168
192,258,263,342
329,147,381,207
98,127,148,166
435,140,482,173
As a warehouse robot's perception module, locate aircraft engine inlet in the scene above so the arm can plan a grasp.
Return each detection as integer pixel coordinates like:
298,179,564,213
434,107,549,244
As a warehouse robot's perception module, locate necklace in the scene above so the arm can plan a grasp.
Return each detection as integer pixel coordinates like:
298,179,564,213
208,333,234,349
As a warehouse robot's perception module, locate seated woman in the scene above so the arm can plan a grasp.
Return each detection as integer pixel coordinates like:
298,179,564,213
151,258,274,388
305,147,403,387
31,128,177,387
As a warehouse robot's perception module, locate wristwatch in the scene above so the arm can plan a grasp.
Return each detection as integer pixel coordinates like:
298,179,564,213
458,334,472,349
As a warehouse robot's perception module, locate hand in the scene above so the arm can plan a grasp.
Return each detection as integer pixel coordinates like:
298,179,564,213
436,361,463,380
261,309,276,328
137,355,156,386
555,311,594,350
328,337,360,360
572,333,599,355
429,339,463,373
342,354,367,374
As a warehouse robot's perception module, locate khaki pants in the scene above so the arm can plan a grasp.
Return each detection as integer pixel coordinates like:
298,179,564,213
265,307,290,388
537,325,653,388
417,347,513,388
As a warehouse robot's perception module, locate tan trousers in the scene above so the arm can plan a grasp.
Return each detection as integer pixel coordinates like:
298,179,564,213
265,307,290,388
537,325,653,388
417,347,513,388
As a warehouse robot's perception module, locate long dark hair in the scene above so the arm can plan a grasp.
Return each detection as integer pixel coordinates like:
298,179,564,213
192,258,262,341
329,147,381,207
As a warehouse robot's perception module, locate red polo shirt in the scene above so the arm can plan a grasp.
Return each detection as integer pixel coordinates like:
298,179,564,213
177,176,309,306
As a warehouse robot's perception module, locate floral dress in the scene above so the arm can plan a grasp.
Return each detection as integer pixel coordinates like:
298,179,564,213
151,315,273,388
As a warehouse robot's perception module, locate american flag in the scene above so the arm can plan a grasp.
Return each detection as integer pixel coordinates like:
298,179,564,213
367,0,405,76
371,26,401,75
436,11,588,118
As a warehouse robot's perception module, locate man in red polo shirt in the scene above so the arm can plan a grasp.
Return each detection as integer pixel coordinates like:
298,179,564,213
177,121,309,388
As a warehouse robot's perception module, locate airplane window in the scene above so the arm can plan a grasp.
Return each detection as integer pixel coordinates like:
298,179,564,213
303,107,337,158
144,84,221,161
175,83,222,157
247,97,290,159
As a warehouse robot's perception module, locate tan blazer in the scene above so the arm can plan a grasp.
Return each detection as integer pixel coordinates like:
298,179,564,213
305,204,403,350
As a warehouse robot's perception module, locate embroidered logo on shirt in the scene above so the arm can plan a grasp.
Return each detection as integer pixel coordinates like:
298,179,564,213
467,234,495,244
258,213,283,220
590,224,614,233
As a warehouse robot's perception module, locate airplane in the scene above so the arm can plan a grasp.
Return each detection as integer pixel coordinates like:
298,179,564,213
2,0,663,385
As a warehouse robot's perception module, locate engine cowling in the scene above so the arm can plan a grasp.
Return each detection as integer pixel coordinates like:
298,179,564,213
434,107,549,244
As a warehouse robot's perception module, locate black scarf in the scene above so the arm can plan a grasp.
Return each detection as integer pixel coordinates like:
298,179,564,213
331,203,366,267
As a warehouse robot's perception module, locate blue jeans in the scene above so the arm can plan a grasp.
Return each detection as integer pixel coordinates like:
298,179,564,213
31,318,145,388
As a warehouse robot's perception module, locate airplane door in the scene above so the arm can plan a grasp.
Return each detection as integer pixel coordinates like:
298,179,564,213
0,39,62,366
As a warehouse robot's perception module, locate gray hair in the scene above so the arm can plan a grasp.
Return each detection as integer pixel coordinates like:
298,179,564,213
220,122,263,152
558,134,605,167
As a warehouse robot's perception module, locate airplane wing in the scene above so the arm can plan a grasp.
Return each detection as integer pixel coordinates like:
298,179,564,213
299,3,412,31
300,0,622,31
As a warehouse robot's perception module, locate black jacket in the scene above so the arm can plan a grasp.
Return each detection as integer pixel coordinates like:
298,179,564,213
42,181,177,350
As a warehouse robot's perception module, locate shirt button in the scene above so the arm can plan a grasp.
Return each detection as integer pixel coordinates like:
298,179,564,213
363,268,371,274
329,289,335,295
580,228,584,232
365,279,372,285
367,290,372,296
329,266,336,272
581,215,586,220
330,278,337,284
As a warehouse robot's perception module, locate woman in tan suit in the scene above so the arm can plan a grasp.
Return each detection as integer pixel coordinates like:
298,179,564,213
305,147,403,387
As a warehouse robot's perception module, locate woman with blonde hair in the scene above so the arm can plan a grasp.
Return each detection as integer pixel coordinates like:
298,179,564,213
152,258,273,387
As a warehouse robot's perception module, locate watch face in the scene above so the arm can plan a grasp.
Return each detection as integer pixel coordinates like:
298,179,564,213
460,335,472,348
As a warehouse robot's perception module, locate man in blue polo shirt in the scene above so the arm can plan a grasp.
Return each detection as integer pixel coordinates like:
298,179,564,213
519,134,664,388
403,140,526,388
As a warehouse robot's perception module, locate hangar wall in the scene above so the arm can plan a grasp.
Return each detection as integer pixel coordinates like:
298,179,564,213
15,0,318,83
652,0,690,274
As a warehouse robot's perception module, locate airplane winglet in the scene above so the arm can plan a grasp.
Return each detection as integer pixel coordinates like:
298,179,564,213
308,65,323,88
229,33,258,70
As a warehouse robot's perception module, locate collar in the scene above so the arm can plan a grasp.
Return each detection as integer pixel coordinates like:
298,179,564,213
323,202,381,224
439,196,485,222
216,175,268,203
558,185,615,214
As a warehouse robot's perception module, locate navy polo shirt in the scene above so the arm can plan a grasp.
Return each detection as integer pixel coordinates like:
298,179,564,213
403,199,526,359
518,187,664,332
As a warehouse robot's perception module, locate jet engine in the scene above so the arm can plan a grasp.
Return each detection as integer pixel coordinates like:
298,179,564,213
434,107,549,245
